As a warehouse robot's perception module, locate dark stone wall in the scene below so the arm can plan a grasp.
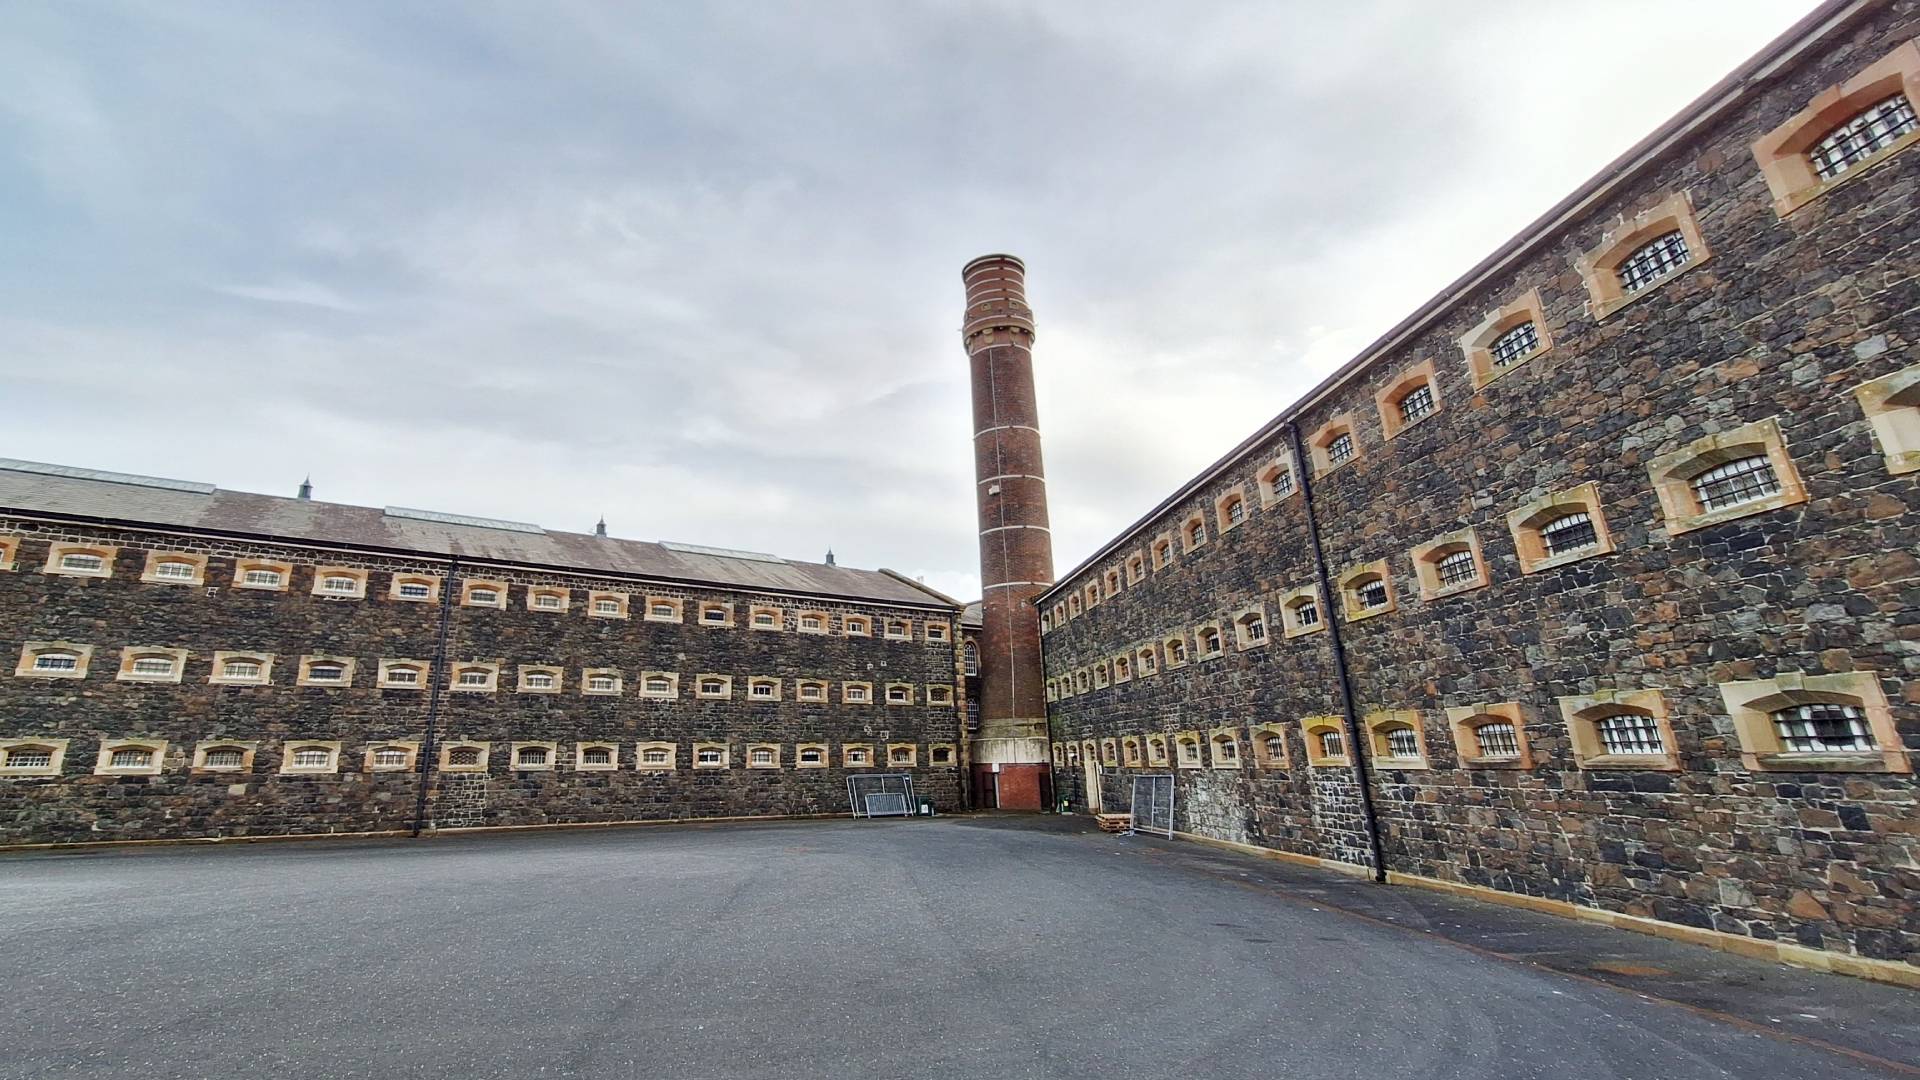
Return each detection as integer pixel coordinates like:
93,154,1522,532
0,521,965,844
1041,3,1920,969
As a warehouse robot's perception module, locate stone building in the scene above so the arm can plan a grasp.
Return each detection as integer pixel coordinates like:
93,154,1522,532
1039,0,1920,980
0,461,968,843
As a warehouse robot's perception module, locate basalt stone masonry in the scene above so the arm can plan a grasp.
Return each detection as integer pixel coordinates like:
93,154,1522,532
1040,0,1920,976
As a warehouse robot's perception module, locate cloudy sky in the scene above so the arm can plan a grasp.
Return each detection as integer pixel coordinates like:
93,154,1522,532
1,1,1817,600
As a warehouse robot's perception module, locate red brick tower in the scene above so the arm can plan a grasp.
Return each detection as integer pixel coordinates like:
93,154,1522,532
962,254,1055,810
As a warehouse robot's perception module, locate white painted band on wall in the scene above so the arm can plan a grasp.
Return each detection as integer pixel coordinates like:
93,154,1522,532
982,581,1050,590
974,425,1042,438
978,474,1047,485
979,525,1051,536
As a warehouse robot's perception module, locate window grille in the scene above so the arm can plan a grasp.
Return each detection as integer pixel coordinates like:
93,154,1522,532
1690,455,1780,512
1169,641,1187,663
1326,432,1354,465
1810,94,1918,179
1356,579,1389,609
1178,740,1200,762
221,659,262,680
1262,735,1284,760
1154,542,1172,566
1540,512,1598,555
847,749,870,765
154,561,197,580
1242,617,1266,642
525,672,556,689
516,747,549,767
6,747,55,769
930,688,952,704
109,747,154,769
1226,499,1246,524
752,748,776,765
580,746,613,766
131,657,175,677
397,581,431,600
59,552,104,571
964,643,979,675
753,612,775,626
799,683,824,701
588,675,617,692
641,748,669,765
645,677,671,694
1272,469,1295,497
1436,548,1477,586
890,747,912,763
1617,230,1690,293
1473,722,1521,758
1317,730,1344,759
931,747,952,764
1293,600,1320,627
1398,384,1436,423
469,589,499,605
1596,712,1664,755
703,607,726,622
1186,523,1205,547
321,576,359,594
372,747,411,768
751,682,774,698
1490,321,1540,367
1200,631,1221,655
1772,702,1874,753
1384,727,1421,759
800,749,824,764
386,666,421,685
800,615,822,630
457,669,490,687
534,593,563,609
307,662,345,682
290,747,332,769
848,687,869,702
591,598,620,615
242,569,283,587
33,653,79,671
1213,737,1237,760
699,679,725,695
652,603,678,618
447,746,482,766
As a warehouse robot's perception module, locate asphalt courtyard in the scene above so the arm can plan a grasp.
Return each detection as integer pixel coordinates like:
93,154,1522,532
2,816,1915,1080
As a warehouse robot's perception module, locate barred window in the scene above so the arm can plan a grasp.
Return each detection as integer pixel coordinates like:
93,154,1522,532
456,668,491,687
469,588,500,605
1262,734,1284,760
887,685,911,702
1540,512,1598,555
588,674,617,693
644,676,672,694
1199,628,1222,656
1240,614,1266,642
1168,640,1188,664
847,685,870,702
1490,321,1540,367
1473,722,1521,758
221,659,262,680
533,592,564,609
800,614,823,630
130,656,176,677
1177,738,1201,763
33,652,79,672
447,746,482,767
371,746,411,768
108,747,154,769
1273,469,1295,497
515,746,549,768
799,747,824,765
1383,727,1421,759
1617,230,1690,293
580,746,614,766
1327,432,1354,466
931,746,953,764
591,598,623,616
752,747,776,766
698,678,725,695
385,666,421,686
1398,385,1436,424
798,682,825,701
1212,735,1238,761
1810,94,1918,180
1772,703,1874,753
1317,730,1344,759
1293,600,1320,627
1225,497,1246,524
154,560,197,580
397,581,431,600
5,746,55,769
703,607,727,623
753,611,776,627
59,552,105,572
242,568,284,587
1596,712,1664,755
964,642,979,676
847,748,870,765
524,672,557,690
1437,549,1477,586
1689,455,1780,512
289,746,332,769
1355,578,1389,609
307,662,345,682
321,575,360,594
890,746,913,764
751,681,775,699
641,747,670,765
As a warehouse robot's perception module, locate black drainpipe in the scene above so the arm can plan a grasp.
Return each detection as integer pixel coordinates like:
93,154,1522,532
411,555,460,838
1286,424,1388,884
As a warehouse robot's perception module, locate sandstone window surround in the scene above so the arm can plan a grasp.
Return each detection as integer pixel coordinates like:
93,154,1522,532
189,741,251,773
0,534,18,571
1716,671,1908,774
1146,735,1170,767
141,550,208,586
1151,533,1176,570
1163,634,1190,668
449,662,499,693
1375,360,1443,440
1181,514,1207,553
1081,740,1100,771
297,655,355,687
694,674,733,700
1576,191,1712,321
1459,288,1553,389
1337,560,1396,623
1300,718,1349,767
1102,568,1122,598
582,668,623,696
1277,585,1325,638
1067,593,1083,619
1445,702,1534,769
1136,644,1159,677
280,741,342,775
1410,528,1490,601
527,586,570,612
232,559,293,592
1215,485,1251,535
843,681,873,704
842,743,875,769
440,741,491,773
1195,621,1225,660
699,602,735,628
1040,612,1052,633
1249,723,1289,769
644,595,683,622
389,574,443,604
0,738,69,777
1121,735,1143,767
95,739,167,776
1507,482,1616,574
1045,679,1059,702
1365,710,1429,770
1556,689,1680,771
1752,40,1920,217
517,665,564,694
1125,553,1147,585
1175,732,1204,769
1082,582,1100,611
1257,456,1299,507
1051,743,1066,767
17,641,93,679
587,591,630,619
1208,728,1241,769
575,741,619,771
1087,737,1110,767
889,743,918,768
886,682,915,705
1307,416,1360,476
796,743,829,768
365,742,420,772
377,659,431,690
883,618,912,641
1232,606,1270,650
1074,668,1091,694
1092,662,1110,689
927,684,955,706
636,672,680,700
209,651,274,686
510,741,558,772
1112,654,1132,683
1646,417,1807,535
925,621,951,642
748,677,782,702
929,742,957,766
796,679,828,703
1851,362,1920,475
1049,601,1067,629
45,542,117,579
843,614,871,636
460,578,509,609
784,609,825,635
748,604,783,631
313,566,369,600
1064,741,1079,765
747,743,782,770
635,741,677,771
117,646,189,684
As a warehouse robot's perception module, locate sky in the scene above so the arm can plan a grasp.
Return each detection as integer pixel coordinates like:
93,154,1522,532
0,1,1819,601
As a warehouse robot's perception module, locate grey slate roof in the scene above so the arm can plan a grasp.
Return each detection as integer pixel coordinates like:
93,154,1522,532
960,601,982,629
0,460,954,609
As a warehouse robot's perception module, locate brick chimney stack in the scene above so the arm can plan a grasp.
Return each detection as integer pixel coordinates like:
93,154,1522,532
962,254,1055,810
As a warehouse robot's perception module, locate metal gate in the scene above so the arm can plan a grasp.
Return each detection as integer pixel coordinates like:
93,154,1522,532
848,774,916,818
1129,774,1174,838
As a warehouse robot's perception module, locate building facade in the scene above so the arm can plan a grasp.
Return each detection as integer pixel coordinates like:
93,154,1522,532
0,463,968,844
1040,1,1920,977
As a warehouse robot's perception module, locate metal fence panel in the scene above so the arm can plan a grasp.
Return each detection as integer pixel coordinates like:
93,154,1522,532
1129,774,1174,838
848,774,916,818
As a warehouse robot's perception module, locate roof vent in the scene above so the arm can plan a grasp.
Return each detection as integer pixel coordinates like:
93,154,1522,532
384,506,546,534
297,476,313,500
825,549,836,567
594,516,608,538
661,541,786,564
0,458,215,495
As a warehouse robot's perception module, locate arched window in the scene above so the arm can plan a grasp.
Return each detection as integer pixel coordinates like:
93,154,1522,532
1489,321,1540,368
241,568,284,588
515,746,550,768
846,747,870,766
1396,384,1435,424
109,746,155,769
1326,431,1354,466
59,552,105,572
1617,230,1690,293
696,747,725,765
221,658,263,681
886,684,911,703
1262,734,1285,760
1167,639,1188,665
1210,733,1238,764
645,675,672,695
579,745,614,767
1138,648,1157,675
447,746,482,767
469,588,500,605
320,574,360,595
1810,94,1917,179
930,745,953,764
890,746,913,764
1197,628,1222,657
1176,737,1201,765
750,680,776,699
533,591,564,610
1688,455,1780,512
153,559,198,581
587,673,618,693
1317,730,1344,759
385,665,422,686
524,671,557,690
457,667,492,688
1540,512,1598,556
964,641,979,675
1473,722,1521,759
1184,519,1206,549
595,598,622,615
641,746,671,766
1114,656,1131,679
1595,711,1664,756
1354,577,1388,610
129,655,177,677
4,745,56,769
1771,703,1874,753
799,747,825,765
750,747,775,766
371,746,412,769
32,651,80,673
1235,611,1266,646
1382,727,1421,760
288,746,333,770
396,580,432,600
1436,549,1477,586
306,661,346,683
846,684,871,703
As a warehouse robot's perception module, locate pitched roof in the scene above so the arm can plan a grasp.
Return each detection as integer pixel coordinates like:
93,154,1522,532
0,459,955,609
